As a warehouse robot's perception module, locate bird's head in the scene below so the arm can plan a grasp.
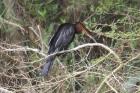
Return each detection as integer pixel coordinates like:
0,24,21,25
75,22,96,42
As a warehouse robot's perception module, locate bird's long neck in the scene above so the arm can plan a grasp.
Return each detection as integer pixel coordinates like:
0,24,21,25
75,22,97,42
75,22,92,35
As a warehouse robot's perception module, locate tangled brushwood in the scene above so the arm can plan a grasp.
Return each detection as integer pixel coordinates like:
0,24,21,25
0,0,140,93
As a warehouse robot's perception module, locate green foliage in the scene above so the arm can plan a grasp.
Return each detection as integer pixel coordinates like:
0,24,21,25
0,1,5,16
38,8,46,18
95,0,123,13
1,0,140,93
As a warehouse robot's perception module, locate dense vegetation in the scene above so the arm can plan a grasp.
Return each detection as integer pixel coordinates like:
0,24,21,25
0,0,140,93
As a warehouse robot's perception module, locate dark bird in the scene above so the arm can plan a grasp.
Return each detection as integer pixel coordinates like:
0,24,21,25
42,22,95,76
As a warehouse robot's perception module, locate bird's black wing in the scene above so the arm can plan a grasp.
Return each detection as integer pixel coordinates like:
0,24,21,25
60,26,75,48
47,25,63,54
48,23,75,53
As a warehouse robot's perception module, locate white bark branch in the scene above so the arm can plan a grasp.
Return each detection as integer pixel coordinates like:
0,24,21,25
0,87,13,93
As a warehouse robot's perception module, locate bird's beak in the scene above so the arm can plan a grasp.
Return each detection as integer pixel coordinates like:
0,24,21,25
83,29,97,43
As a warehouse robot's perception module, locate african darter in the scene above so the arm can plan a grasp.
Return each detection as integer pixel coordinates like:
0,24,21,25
42,22,95,76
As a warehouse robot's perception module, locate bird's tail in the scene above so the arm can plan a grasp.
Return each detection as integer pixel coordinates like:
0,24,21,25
42,55,55,76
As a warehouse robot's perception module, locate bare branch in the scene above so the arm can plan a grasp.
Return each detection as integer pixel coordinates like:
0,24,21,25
0,16,24,31
0,87,13,93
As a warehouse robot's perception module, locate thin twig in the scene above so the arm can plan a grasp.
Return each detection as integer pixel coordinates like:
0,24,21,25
105,81,119,93
95,63,123,93
0,16,24,31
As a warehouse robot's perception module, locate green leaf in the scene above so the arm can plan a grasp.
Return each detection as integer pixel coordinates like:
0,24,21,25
38,9,46,18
